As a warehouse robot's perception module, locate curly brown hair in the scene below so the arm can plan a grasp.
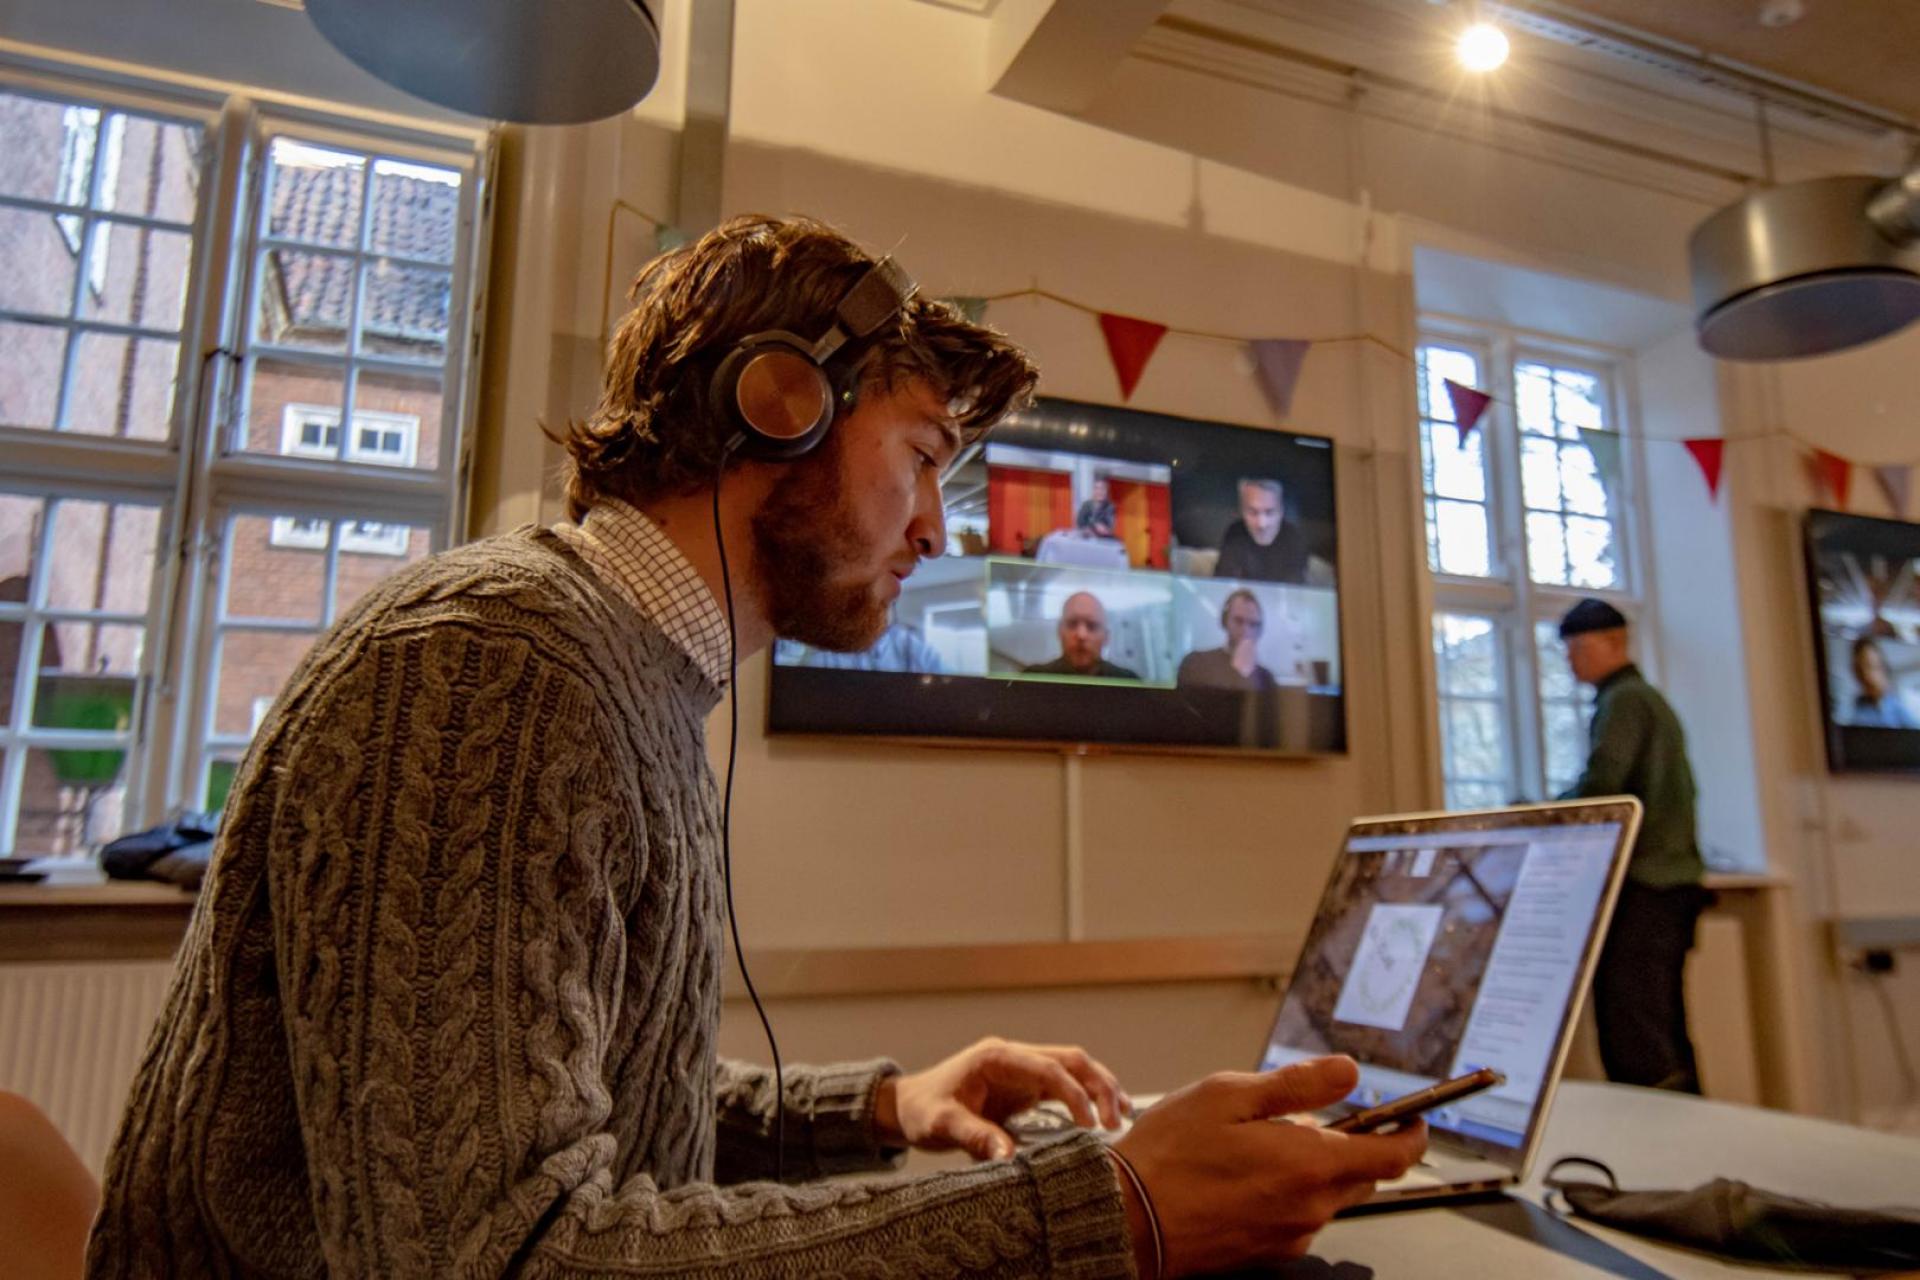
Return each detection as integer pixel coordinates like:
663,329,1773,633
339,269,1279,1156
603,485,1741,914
555,214,1039,520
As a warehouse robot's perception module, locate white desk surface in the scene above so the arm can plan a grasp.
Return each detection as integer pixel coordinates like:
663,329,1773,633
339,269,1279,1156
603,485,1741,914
1310,1080,1920,1279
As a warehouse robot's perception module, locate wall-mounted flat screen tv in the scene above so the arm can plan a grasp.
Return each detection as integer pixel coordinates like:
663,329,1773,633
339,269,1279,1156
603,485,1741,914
1805,508,1920,772
767,396,1346,754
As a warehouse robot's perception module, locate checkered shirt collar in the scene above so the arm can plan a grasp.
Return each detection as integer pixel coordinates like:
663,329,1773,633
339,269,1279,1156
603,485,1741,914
556,498,732,689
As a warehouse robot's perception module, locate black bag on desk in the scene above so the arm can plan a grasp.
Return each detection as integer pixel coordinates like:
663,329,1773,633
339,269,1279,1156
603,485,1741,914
1544,1157,1920,1274
100,811,218,890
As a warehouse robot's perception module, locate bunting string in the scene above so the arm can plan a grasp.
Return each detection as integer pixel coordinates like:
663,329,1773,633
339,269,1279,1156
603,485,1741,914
595,210,1916,504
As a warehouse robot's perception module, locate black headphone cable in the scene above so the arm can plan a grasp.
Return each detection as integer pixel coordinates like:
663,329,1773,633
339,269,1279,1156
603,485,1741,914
712,449,785,1186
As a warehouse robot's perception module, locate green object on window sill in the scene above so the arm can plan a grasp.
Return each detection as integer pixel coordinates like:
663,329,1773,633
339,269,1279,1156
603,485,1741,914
38,676,134,788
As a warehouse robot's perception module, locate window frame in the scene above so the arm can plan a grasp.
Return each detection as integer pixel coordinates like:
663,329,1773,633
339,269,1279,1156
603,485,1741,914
1418,317,1656,807
0,51,492,857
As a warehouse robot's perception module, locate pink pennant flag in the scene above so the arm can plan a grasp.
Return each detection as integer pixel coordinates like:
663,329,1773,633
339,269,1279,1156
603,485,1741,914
1875,465,1911,518
1097,312,1168,401
1810,449,1852,510
1443,379,1493,447
1684,438,1726,501
1249,339,1312,419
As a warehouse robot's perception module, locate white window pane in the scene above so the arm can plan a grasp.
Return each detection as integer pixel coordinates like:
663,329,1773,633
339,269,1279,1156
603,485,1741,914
1434,613,1500,696
353,371,440,470
359,259,451,363
1543,700,1587,790
369,158,461,263
78,226,193,331
227,514,325,622
1560,443,1609,517
212,628,318,736
32,621,142,727
1428,420,1487,501
1520,435,1562,512
266,140,366,249
1444,699,1508,782
1447,780,1506,810
1516,364,1554,434
0,206,79,316
0,93,89,202
255,248,352,353
1535,621,1576,700
1422,347,1480,421
43,499,162,614
1436,501,1492,577
1555,369,1603,432
1567,516,1618,589
18,747,128,854
1425,501,1441,572
0,319,67,428
65,334,181,440
1526,511,1569,585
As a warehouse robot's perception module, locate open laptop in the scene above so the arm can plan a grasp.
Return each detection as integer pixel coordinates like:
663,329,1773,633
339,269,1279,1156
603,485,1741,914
1011,798,1640,1208
1255,798,1640,1208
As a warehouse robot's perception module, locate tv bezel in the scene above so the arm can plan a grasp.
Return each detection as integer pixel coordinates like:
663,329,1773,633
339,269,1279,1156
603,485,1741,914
764,396,1349,760
1803,507,1920,774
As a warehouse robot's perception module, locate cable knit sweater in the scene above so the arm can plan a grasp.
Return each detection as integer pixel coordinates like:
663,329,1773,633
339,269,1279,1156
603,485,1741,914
87,526,1131,1278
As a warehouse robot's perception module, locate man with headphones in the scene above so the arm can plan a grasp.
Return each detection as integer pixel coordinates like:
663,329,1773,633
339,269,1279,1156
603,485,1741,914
1177,588,1280,692
91,215,1423,1279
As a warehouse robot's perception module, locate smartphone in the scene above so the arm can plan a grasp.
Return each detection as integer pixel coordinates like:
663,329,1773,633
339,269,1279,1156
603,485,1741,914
1325,1067,1505,1135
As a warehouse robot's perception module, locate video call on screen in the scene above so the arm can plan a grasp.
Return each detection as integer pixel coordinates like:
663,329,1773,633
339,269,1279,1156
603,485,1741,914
1807,509,1920,772
768,396,1348,753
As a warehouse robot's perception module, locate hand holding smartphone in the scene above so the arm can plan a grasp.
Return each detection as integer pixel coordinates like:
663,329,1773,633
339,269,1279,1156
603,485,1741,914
1325,1067,1505,1135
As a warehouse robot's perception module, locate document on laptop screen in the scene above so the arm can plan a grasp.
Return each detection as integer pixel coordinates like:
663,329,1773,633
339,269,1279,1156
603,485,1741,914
1259,821,1621,1151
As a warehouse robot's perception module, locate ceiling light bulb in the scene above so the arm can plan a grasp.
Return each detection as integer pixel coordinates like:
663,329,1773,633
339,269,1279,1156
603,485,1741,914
1457,23,1510,72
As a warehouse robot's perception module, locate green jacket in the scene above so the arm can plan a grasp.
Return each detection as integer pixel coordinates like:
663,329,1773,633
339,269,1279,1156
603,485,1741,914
1558,664,1705,888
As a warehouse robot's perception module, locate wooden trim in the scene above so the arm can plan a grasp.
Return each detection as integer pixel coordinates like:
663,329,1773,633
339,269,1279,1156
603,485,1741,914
0,882,196,964
723,935,1300,1002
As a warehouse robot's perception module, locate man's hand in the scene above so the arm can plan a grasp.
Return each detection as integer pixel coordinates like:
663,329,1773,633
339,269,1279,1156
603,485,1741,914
1230,635,1260,678
1111,1056,1426,1277
874,1037,1130,1161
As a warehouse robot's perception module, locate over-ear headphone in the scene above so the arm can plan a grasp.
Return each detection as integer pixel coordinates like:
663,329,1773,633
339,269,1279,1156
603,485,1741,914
710,256,918,461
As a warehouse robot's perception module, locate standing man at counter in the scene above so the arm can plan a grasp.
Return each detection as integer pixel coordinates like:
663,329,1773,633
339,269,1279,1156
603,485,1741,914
90,214,1422,1278
1557,598,1710,1095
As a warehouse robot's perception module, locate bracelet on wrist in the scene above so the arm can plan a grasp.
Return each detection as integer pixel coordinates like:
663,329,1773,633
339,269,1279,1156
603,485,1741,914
1107,1147,1165,1280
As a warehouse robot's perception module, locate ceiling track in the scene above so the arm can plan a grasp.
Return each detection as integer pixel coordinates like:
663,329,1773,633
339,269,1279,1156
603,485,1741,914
1490,1,1917,144
1153,14,1758,190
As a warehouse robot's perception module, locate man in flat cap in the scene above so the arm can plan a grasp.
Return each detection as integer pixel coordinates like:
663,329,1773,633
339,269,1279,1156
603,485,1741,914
1557,598,1709,1094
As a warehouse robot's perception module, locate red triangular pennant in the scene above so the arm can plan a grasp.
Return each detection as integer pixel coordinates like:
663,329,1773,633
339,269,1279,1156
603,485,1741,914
1098,312,1167,401
1249,338,1312,419
1443,379,1493,447
1810,449,1852,509
1876,465,1912,518
1684,438,1725,501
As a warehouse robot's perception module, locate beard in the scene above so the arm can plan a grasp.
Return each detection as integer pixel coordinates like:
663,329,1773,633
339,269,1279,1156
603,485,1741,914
750,439,891,651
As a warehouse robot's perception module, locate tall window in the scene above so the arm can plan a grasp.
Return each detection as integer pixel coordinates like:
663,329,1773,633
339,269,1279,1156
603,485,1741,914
1419,328,1637,808
0,67,487,857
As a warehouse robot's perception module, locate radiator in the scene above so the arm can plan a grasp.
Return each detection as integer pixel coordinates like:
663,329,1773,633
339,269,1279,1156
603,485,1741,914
0,962,175,1177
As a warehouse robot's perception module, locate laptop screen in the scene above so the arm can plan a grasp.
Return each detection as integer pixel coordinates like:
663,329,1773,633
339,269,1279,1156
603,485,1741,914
1257,808,1627,1162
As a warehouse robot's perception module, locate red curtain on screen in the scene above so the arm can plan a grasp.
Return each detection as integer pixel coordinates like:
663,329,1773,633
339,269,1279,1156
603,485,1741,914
987,466,1072,557
1108,479,1171,569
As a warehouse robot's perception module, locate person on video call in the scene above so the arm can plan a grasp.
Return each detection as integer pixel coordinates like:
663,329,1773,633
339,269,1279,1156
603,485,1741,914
1023,590,1142,680
1215,477,1318,585
89,216,1421,1279
1555,598,1709,1096
1177,588,1278,692
1075,475,1117,538
1845,634,1917,727
783,611,945,674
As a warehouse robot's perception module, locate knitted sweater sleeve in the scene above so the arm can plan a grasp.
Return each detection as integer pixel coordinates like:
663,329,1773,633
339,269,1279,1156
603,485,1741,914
712,1057,907,1183
266,626,1133,1279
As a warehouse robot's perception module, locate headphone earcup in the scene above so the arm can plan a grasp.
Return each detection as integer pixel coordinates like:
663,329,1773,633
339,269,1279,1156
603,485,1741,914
712,339,838,461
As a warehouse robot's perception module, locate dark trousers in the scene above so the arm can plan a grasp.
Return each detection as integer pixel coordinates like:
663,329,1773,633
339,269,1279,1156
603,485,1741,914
1592,880,1710,1094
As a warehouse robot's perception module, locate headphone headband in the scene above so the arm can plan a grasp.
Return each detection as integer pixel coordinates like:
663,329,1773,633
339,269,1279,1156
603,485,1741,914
716,256,920,461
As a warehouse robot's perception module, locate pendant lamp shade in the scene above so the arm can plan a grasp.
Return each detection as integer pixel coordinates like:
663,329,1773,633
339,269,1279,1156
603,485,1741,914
1690,174,1920,361
306,0,661,124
